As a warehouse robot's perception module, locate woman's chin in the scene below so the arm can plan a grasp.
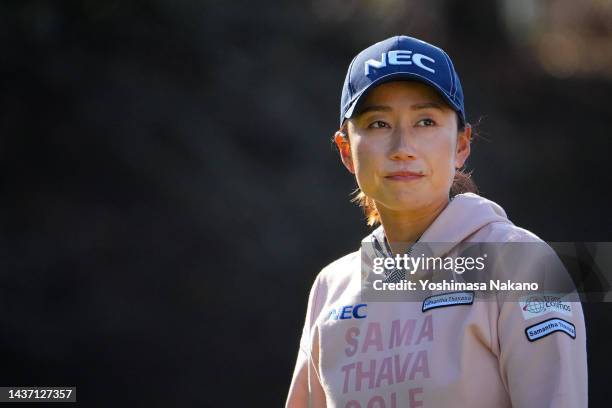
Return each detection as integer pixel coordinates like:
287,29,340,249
377,191,448,213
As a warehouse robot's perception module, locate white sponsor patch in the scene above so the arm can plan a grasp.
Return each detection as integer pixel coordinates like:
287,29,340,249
525,318,576,342
519,294,573,320
422,291,474,312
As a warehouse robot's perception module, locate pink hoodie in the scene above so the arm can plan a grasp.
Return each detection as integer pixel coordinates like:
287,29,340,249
286,193,587,408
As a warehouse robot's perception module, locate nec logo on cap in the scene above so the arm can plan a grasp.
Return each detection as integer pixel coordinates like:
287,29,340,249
364,50,436,76
339,35,466,127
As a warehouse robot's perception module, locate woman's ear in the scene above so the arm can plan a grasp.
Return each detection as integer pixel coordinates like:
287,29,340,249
334,131,355,174
455,124,472,169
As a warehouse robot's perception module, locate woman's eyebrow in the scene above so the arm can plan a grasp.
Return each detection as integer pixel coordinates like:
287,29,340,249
357,105,392,115
357,102,444,116
412,102,444,111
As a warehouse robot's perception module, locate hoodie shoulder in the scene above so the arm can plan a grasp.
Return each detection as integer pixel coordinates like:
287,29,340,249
303,249,361,320
318,249,360,285
469,220,544,244
442,193,546,244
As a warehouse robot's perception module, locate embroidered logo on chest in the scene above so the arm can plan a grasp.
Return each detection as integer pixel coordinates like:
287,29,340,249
422,291,474,312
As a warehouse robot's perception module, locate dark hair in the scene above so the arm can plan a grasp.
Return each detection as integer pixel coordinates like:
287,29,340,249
336,118,478,226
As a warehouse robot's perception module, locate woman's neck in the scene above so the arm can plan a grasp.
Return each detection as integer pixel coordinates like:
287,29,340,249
377,197,449,254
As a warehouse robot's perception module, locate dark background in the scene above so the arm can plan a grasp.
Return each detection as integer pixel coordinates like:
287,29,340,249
1,1,610,406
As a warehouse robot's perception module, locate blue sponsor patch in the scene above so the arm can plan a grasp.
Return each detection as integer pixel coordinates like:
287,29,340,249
422,291,474,312
525,318,576,342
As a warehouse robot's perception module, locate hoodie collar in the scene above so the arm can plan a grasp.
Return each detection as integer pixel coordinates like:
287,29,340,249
363,193,513,258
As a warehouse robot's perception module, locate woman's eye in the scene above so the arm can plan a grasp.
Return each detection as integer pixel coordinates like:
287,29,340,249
369,120,389,129
416,118,435,127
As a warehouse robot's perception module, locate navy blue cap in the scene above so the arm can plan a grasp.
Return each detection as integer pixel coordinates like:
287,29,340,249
340,35,465,127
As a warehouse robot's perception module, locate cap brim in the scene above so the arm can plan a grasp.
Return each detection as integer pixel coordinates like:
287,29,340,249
343,72,463,125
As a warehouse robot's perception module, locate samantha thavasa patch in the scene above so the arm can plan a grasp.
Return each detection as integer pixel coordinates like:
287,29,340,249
525,318,576,342
422,291,474,312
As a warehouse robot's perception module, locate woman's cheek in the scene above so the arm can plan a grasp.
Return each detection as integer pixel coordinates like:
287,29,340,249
353,156,374,191
428,142,456,188
354,145,379,192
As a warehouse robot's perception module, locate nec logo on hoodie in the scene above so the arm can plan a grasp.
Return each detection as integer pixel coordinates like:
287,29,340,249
328,304,367,320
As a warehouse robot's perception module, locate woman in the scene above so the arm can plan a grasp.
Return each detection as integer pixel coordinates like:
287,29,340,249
286,36,587,407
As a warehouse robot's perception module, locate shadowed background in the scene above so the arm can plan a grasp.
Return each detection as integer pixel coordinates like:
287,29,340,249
1,0,611,406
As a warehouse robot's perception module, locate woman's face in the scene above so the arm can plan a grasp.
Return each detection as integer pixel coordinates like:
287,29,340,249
336,80,471,214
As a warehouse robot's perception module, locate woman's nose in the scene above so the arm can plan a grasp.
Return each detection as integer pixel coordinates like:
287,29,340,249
388,127,417,161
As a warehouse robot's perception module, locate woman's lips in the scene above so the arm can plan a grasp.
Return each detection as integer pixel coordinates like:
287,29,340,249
384,171,424,181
